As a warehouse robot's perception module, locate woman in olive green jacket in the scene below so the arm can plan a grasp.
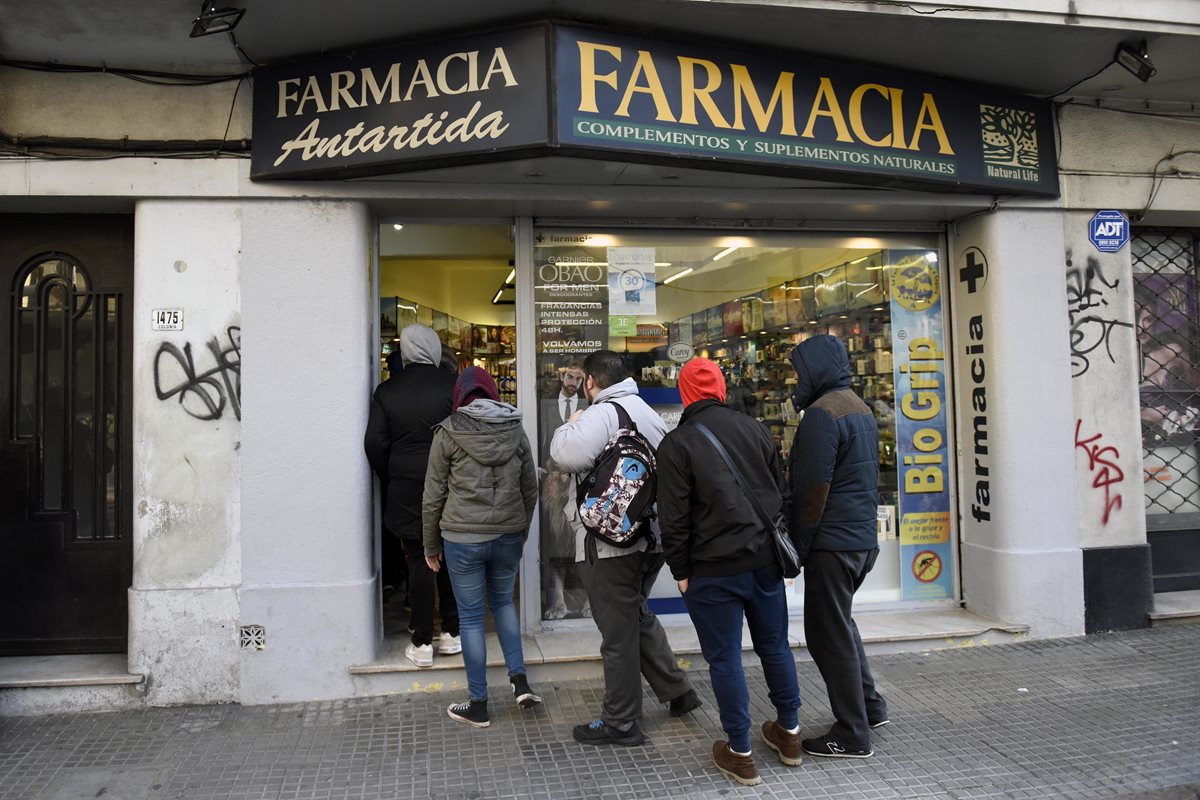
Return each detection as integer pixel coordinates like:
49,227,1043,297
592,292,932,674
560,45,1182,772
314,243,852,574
422,366,539,728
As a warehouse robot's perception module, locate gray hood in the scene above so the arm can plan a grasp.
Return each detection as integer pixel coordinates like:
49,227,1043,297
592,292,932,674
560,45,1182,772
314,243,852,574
400,324,441,366
441,400,525,466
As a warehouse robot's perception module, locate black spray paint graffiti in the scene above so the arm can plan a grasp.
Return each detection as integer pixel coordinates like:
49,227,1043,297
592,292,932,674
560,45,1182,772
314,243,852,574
1066,249,1132,378
154,326,241,421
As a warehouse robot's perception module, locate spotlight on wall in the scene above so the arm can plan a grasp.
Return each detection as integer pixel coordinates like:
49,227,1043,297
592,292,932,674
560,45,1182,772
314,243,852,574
190,1,246,37
1115,41,1156,82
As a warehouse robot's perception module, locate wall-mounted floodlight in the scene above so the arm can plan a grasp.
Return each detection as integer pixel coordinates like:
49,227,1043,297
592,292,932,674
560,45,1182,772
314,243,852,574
190,1,246,37
1115,41,1156,82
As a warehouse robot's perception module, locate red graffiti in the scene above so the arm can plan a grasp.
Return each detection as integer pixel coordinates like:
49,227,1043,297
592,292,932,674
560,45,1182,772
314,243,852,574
1074,419,1124,525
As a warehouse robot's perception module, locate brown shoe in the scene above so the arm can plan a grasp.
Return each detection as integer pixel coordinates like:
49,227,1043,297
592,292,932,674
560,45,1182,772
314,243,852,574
711,741,761,786
761,721,804,766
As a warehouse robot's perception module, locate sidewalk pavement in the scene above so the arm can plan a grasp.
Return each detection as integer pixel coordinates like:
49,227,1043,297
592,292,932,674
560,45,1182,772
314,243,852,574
1,626,1197,800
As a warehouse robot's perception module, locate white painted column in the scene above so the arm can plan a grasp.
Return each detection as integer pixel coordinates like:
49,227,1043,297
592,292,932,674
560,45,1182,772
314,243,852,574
237,199,375,704
130,200,243,705
1063,211,1151,630
950,209,1085,637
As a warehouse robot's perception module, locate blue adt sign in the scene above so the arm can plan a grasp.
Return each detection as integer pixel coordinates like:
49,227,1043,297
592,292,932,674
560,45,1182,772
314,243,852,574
1089,210,1130,253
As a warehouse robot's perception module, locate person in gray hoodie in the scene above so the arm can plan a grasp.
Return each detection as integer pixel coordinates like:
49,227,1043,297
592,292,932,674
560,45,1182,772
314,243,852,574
423,366,541,728
364,324,459,667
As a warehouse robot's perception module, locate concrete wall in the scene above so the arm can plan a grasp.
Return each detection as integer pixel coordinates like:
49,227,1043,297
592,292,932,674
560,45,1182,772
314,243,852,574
1058,104,1200,225
237,199,377,704
949,209,1085,637
1063,214,1146,546
0,69,249,142
130,200,243,705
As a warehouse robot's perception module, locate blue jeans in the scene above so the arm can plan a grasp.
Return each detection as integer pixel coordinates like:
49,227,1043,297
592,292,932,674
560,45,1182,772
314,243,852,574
683,563,800,753
443,533,526,702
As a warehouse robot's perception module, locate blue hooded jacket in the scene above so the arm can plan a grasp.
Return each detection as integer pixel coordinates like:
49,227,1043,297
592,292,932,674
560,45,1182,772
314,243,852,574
788,335,880,557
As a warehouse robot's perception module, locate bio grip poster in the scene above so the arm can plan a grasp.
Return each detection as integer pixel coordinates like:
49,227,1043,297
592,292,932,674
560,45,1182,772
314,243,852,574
889,252,954,601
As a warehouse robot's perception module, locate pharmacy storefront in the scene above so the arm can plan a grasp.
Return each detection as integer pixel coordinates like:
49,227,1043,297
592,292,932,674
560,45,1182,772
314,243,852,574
250,21,1058,628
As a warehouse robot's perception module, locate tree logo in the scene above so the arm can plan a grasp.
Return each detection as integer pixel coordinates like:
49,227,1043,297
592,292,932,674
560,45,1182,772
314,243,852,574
980,105,1039,169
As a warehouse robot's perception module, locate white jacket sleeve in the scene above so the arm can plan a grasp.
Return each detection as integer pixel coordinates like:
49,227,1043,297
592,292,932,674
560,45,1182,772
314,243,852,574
548,403,615,473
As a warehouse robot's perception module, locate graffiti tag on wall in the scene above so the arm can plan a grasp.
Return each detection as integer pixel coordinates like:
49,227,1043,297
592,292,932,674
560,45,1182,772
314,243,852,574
1074,418,1124,525
154,326,241,421
1066,248,1133,378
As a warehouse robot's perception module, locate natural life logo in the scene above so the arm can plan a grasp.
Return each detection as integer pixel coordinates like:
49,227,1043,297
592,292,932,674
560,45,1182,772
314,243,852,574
980,105,1039,169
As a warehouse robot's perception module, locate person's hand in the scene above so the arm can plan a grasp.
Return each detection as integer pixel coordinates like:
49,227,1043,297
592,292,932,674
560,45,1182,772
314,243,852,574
425,553,443,572
568,409,584,423
677,578,689,594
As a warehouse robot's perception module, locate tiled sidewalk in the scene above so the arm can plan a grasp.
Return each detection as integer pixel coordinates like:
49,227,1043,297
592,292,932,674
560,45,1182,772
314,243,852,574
2,627,1197,800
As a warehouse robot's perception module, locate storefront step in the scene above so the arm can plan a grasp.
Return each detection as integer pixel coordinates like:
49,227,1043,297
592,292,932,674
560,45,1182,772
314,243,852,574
349,608,1028,697
1149,590,1200,626
0,654,144,716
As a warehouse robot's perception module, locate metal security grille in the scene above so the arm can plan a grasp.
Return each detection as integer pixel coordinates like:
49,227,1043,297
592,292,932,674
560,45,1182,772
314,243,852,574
11,253,122,541
1132,229,1200,518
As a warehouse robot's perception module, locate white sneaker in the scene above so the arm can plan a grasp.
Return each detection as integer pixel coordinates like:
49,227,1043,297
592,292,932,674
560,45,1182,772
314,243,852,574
437,632,462,655
405,642,433,667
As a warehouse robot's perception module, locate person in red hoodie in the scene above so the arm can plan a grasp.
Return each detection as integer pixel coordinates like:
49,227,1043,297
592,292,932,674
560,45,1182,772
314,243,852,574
657,358,800,787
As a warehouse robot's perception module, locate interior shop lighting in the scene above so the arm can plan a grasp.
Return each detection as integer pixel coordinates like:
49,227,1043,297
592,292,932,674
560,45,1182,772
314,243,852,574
712,247,738,261
393,224,404,231
849,256,870,265
492,289,504,304
505,268,516,284
189,1,246,37
925,252,938,263
1115,41,1156,82
662,267,694,284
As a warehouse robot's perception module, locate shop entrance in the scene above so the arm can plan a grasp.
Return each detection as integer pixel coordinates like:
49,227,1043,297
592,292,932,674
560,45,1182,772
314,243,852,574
530,228,954,619
0,215,133,655
371,223,520,642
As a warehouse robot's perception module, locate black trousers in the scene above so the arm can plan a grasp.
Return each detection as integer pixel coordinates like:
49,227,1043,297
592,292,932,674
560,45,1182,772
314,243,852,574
382,530,408,592
401,537,459,647
578,549,692,729
803,548,888,749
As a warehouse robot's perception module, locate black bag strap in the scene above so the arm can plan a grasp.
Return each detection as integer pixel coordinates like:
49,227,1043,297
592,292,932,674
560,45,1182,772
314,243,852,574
693,422,775,533
607,399,635,431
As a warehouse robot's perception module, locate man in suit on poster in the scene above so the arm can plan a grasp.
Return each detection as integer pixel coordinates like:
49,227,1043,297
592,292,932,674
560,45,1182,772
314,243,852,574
538,362,588,619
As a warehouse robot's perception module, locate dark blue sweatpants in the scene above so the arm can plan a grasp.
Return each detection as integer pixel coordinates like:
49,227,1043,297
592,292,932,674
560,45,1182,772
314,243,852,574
683,563,800,753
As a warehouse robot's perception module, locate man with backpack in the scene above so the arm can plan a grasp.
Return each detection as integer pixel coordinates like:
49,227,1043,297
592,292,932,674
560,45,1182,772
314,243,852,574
550,350,701,747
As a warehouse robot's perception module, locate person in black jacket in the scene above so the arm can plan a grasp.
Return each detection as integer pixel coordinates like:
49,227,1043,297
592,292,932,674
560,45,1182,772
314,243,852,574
788,334,889,759
364,324,461,667
658,358,801,787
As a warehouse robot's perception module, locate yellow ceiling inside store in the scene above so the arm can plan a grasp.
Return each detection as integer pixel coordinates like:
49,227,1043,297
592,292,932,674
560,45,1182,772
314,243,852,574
380,257,515,327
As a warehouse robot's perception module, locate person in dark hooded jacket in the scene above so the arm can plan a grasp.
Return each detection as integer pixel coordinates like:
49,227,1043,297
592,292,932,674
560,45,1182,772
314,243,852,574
788,334,889,759
422,367,541,728
364,324,460,667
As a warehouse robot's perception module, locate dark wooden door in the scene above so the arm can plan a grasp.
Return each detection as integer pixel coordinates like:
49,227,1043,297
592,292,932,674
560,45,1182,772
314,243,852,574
0,215,133,655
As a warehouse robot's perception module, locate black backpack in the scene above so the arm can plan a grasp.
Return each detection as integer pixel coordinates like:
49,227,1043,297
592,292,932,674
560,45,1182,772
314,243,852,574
576,401,658,548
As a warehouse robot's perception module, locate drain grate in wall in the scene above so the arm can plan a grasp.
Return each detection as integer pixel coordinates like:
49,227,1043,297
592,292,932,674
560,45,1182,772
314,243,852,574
239,625,266,651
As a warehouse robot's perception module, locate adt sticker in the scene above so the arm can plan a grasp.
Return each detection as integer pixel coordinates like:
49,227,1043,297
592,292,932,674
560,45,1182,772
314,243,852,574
1088,210,1130,253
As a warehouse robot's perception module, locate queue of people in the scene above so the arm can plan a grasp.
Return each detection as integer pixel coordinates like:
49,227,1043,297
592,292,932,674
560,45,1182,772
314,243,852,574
364,324,887,786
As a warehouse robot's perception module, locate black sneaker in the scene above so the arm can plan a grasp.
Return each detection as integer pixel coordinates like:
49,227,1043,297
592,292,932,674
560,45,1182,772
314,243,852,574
510,674,542,709
447,699,490,728
572,719,645,747
869,718,891,729
802,734,873,759
668,689,702,717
